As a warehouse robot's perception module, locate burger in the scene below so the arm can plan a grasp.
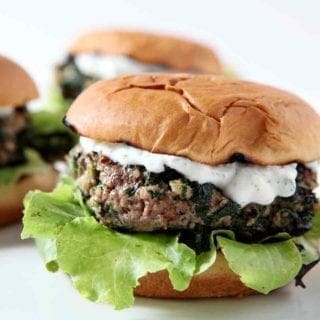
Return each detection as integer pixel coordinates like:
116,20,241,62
55,29,224,104
43,29,225,155
22,74,320,309
0,55,57,225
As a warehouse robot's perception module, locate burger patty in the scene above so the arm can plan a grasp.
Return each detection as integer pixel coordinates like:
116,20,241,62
0,107,30,166
56,55,98,100
70,148,318,242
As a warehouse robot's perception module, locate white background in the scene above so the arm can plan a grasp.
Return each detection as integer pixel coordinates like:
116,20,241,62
1,1,320,319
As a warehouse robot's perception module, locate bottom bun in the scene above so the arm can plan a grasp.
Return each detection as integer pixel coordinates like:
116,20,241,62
0,169,58,226
135,252,256,298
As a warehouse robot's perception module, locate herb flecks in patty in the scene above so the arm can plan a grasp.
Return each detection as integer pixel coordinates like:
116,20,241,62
69,147,318,243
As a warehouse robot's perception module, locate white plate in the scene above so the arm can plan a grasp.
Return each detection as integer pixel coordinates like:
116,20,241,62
1,223,319,320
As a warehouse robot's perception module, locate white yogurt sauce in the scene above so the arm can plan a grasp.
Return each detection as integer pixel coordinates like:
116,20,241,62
74,54,165,79
80,137,301,207
0,106,13,116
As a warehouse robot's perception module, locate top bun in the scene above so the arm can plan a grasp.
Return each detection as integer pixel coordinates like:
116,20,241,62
0,55,38,107
68,29,223,75
66,74,320,166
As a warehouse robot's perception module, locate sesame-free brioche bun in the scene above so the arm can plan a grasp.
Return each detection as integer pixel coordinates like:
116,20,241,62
66,74,320,166
0,169,58,226
0,55,39,107
135,252,256,298
68,29,223,74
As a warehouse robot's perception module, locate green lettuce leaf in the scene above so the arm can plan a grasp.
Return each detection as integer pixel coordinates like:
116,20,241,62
57,216,196,309
194,234,216,275
21,177,317,309
30,110,67,135
22,178,214,309
306,209,320,240
0,149,49,196
21,178,86,239
217,236,302,294
35,238,58,272
294,237,319,265
29,87,77,160
193,230,235,275
30,87,75,138
41,85,71,114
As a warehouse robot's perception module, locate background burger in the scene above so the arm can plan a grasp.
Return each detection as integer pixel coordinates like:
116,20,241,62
22,74,320,309
37,29,226,156
0,55,57,225
55,29,224,104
